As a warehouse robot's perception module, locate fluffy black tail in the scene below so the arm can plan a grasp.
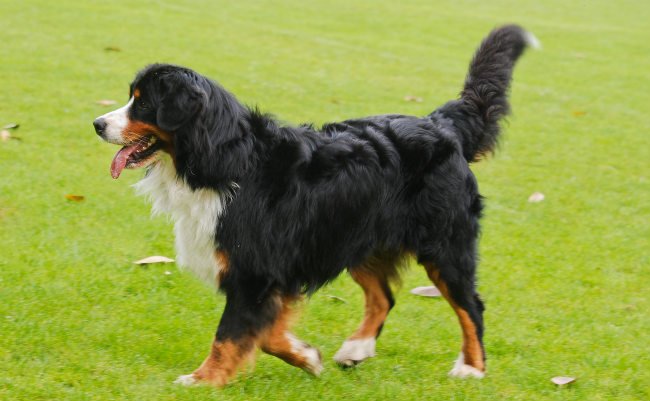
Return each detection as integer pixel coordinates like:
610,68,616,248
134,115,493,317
432,25,538,162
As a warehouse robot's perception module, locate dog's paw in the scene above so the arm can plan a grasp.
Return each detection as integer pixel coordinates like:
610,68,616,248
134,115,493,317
333,338,376,367
285,332,324,376
302,346,324,376
448,353,485,379
174,374,199,386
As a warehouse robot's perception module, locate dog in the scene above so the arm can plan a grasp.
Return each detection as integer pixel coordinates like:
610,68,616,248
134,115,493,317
93,25,537,386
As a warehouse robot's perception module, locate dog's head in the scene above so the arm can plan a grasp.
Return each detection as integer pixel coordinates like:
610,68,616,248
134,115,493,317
95,64,257,190
93,64,208,179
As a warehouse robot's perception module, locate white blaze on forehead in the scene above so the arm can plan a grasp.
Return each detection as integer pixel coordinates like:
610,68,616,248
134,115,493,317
96,97,133,144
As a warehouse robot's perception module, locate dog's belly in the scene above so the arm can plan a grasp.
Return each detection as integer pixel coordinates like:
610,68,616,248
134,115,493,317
134,157,229,286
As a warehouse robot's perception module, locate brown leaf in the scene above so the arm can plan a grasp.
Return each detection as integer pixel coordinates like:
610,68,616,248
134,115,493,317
104,46,122,52
551,376,577,385
528,192,545,203
134,256,175,264
404,96,423,102
96,100,117,106
2,123,19,129
410,286,442,297
572,110,586,116
65,194,85,201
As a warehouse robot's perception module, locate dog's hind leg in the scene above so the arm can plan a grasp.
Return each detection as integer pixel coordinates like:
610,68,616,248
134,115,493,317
334,257,396,367
423,262,486,378
258,296,323,376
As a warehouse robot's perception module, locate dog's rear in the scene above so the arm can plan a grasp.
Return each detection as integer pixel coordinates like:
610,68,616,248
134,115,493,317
333,26,537,378
433,25,538,162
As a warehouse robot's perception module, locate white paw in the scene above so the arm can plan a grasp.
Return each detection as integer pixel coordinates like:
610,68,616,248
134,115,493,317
448,352,485,379
174,374,198,386
333,338,376,367
303,346,324,376
286,332,323,376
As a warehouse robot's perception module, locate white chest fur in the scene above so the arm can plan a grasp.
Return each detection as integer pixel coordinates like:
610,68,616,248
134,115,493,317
133,157,229,287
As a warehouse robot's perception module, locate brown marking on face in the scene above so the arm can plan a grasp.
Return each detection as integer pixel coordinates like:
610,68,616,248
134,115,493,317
121,120,175,159
121,120,171,143
348,269,392,340
425,265,485,371
191,338,256,387
258,296,321,374
215,250,229,285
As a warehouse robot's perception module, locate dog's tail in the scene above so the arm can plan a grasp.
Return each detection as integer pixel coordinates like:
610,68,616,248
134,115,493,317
432,25,539,162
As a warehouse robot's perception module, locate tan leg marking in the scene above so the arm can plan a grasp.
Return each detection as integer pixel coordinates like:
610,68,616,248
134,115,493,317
426,267,485,372
334,265,394,366
258,297,323,375
176,337,255,387
348,270,391,340
215,250,229,285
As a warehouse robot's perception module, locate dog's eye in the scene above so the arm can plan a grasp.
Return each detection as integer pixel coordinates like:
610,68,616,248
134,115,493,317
138,99,150,109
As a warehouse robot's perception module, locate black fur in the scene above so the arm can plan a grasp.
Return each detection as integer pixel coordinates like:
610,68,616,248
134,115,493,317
125,25,532,365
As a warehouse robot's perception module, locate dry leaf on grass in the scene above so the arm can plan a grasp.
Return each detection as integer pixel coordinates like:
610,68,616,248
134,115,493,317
65,194,85,201
404,96,423,102
2,123,19,129
104,46,122,52
551,376,577,385
410,286,442,297
572,110,586,116
325,295,347,303
96,100,117,106
134,256,175,264
528,192,545,203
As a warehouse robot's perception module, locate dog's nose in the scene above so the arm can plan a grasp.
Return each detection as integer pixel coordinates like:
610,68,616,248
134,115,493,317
93,118,107,136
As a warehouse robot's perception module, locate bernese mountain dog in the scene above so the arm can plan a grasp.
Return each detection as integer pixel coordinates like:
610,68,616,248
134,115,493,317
93,25,537,386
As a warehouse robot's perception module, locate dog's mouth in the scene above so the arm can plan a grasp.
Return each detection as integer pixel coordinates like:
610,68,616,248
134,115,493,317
110,136,161,179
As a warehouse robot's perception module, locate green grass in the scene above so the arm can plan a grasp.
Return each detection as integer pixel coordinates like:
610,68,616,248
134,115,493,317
1,0,649,399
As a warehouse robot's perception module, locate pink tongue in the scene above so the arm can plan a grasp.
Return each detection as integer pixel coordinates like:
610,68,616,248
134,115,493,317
110,143,141,179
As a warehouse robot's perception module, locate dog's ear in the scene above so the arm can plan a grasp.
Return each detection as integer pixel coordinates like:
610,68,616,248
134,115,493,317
159,70,254,190
156,71,206,132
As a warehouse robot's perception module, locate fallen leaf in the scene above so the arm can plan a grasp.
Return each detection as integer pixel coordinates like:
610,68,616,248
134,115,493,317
134,256,175,264
1,130,10,142
325,295,347,303
2,123,19,129
65,194,85,201
573,53,585,58
328,98,340,104
410,286,442,297
104,46,122,52
96,100,117,106
551,376,577,385
528,192,545,203
572,110,586,116
404,96,423,102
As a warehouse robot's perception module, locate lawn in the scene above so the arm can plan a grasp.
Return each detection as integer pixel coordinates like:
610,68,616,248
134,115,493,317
1,0,649,400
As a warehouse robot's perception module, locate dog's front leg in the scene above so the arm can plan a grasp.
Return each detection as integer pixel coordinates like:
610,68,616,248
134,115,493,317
175,288,280,387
